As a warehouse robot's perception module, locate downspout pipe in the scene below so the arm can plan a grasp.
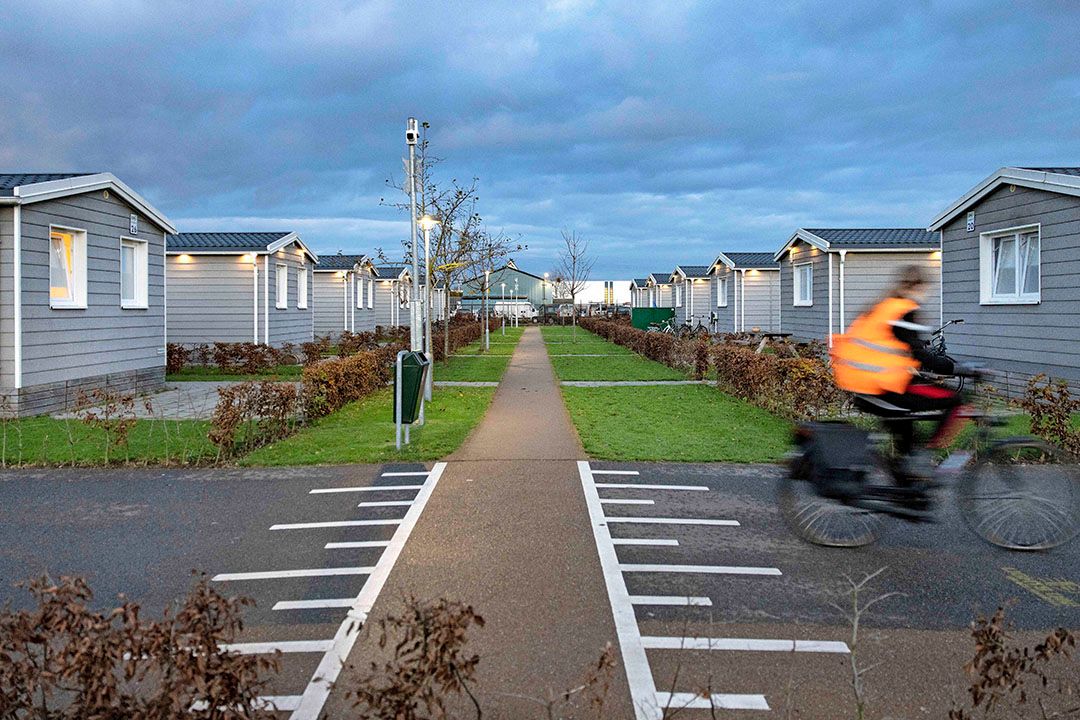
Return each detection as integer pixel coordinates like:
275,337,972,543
13,206,22,390
838,250,847,332
827,252,834,347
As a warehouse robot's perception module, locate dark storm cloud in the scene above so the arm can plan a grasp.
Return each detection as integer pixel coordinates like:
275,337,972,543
2,1,1078,276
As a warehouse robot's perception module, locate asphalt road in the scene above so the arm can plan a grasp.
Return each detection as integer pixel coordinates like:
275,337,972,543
582,460,1080,718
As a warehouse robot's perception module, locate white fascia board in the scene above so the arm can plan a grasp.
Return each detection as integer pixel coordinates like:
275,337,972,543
167,250,265,256
12,173,177,234
928,167,1080,231
711,253,736,272
266,232,319,263
774,230,829,261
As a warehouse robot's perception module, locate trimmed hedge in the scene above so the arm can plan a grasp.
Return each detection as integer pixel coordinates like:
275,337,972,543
713,343,842,420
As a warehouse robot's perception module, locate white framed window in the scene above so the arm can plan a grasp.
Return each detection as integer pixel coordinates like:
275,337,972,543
49,226,88,309
367,274,374,307
297,264,308,309
276,264,288,309
356,274,364,309
716,276,728,307
675,283,683,307
793,262,813,306
119,237,148,309
980,225,1040,304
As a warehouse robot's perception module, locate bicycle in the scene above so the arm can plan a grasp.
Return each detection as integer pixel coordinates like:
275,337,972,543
646,318,678,335
778,369,1080,550
677,316,711,339
926,318,965,391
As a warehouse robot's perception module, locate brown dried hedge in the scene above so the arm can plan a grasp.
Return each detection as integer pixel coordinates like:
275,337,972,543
207,381,301,457
302,345,402,419
714,343,842,420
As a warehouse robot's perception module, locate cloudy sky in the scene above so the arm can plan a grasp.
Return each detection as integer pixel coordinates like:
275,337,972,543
2,1,1077,277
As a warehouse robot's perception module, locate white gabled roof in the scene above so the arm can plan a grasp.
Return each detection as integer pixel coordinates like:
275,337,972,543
2,172,176,234
929,167,1080,231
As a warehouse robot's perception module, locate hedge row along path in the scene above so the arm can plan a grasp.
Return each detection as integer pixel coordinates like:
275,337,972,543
324,325,635,718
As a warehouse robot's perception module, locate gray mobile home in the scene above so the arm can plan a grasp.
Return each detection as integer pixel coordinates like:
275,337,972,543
775,228,941,345
0,172,174,415
671,265,712,328
930,167,1080,388
372,265,411,328
646,272,673,308
313,254,377,338
630,278,649,307
166,232,317,347
710,252,780,333
459,260,552,313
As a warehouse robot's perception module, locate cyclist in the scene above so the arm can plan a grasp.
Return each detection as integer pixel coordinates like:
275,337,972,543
830,265,963,483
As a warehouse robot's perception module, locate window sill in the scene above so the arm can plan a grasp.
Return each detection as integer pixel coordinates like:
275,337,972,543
121,302,148,310
980,297,1041,306
50,302,87,310
793,301,813,307
276,305,288,310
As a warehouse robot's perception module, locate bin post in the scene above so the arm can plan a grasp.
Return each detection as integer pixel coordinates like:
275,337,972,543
395,350,406,449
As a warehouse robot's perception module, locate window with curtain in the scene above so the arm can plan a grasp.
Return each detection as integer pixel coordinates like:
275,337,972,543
794,263,813,306
50,228,87,308
984,228,1040,303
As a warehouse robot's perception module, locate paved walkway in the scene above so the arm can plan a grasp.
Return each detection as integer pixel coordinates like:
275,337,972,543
54,381,237,420
329,326,631,718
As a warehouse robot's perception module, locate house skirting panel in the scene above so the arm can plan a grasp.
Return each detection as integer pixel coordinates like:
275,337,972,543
1,367,166,417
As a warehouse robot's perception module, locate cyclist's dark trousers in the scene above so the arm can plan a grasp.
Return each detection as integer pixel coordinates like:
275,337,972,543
877,384,962,455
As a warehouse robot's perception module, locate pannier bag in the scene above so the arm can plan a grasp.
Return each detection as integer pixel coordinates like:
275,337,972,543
794,422,875,500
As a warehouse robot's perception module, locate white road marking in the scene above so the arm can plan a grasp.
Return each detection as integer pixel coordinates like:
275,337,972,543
642,637,850,653
591,469,640,476
621,563,782,576
212,567,374,581
656,692,769,711
612,538,678,546
601,498,655,505
273,598,356,611
221,640,333,655
630,595,712,607
605,517,739,527
596,483,708,491
310,485,422,494
291,462,447,720
357,500,413,507
381,471,430,477
270,520,401,530
579,461,662,720
325,540,391,549
191,695,303,712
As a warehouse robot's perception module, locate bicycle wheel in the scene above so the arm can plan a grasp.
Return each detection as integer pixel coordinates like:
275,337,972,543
956,439,1080,550
777,457,887,547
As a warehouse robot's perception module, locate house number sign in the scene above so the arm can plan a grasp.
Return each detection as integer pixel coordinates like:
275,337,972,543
966,211,975,232
129,214,139,235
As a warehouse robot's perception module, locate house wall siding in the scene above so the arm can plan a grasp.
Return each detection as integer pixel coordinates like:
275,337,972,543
0,207,14,391
265,245,313,346
840,252,941,331
352,267,379,333
17,193,166,389
314,270,350,338
713,268,735,332
779,242,830,341
739,270,781,332
168,254,256,345
373,278,408,328
941,184,1080,387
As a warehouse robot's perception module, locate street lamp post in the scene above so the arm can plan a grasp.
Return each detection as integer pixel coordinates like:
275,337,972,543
542,272,550,323
405,118,421,352
500,282,506,335
483,269,491,351
419,215,440,401
513,278,519,327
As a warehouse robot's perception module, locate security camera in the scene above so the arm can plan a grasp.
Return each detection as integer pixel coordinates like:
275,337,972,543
406,117,418,145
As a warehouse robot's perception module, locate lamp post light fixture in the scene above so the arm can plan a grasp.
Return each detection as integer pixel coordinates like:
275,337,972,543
418,214,440,400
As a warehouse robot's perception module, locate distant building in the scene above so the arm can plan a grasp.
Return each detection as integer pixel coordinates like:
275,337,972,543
459,260,554,311
312,254,377,337
710,252,781,333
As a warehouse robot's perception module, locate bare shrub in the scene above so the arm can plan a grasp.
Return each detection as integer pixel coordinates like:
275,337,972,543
207,381,299,458
1016,374,1080,456
301,337,332,365
74,388,139,464
0,574,279,719
166,343,190,374
949,607,1077,719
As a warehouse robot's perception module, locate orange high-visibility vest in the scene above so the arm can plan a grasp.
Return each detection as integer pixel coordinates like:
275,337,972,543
831,297,921,394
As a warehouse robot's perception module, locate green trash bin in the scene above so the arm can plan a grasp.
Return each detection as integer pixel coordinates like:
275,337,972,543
631,307,675,331
393,351,431,424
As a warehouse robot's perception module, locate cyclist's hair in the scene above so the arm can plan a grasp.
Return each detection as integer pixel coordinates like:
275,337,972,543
892,264,927,295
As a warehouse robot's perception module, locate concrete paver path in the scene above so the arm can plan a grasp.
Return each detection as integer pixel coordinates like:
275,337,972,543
328,326,630,718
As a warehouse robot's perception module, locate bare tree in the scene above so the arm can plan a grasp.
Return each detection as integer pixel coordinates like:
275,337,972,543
468,228,525,350
555,229,595,331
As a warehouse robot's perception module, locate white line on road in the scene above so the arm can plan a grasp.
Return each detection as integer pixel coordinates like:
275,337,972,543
601,499,655,505
212,567,375,581
656,692,769,711
310,485,422,494
630,595,712,607
579,461,662,720
596,483,708,491
270,519,401,530
621,563,782,576
221,640,333,655
357,500,413,507
273,598,356,611
191,695,302,712
381,471,430,477
642,636,849,653
591,470,640,476
605,517,739,527
290,462,447,720
611,538,678,546
325,540,391,549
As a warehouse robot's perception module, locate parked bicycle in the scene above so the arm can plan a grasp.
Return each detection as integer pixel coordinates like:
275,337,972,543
779,367,1080,550
925,318,965,391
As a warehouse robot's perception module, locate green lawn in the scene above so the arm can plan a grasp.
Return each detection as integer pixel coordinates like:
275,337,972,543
550,355,688,381
241,387,495,465
561,385,790,462
431,325,523,381
167,365,302,382
0,417,217,466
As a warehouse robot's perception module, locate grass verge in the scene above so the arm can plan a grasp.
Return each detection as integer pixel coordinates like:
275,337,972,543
551,355,688,381
0,417,216,466
166,365,302,382
560,384,791,462
241,386,495,465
